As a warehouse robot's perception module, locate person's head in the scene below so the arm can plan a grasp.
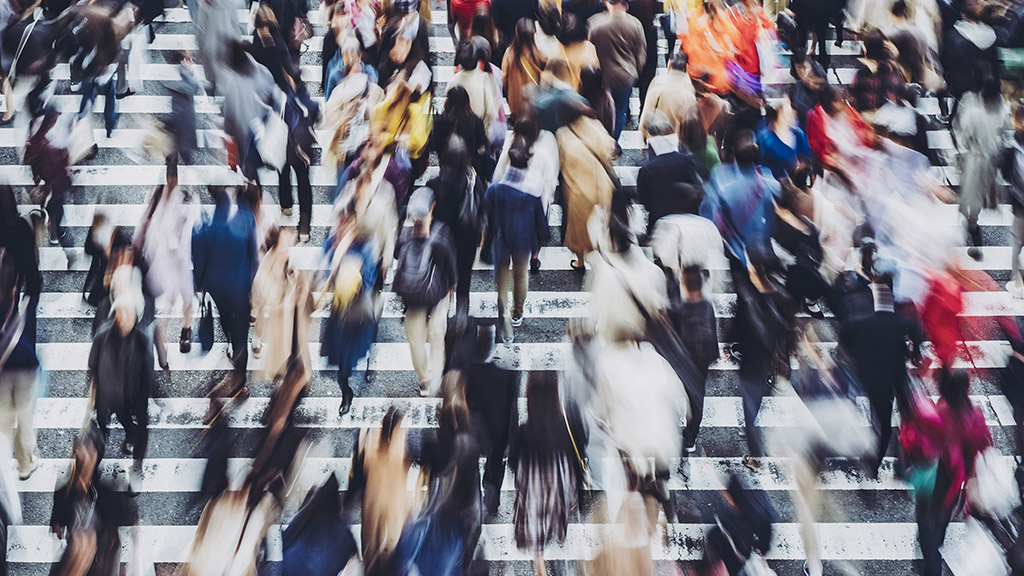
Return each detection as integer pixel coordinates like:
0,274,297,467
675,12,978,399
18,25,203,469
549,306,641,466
765,95,795,130
578,66,605,103
470,36,492,70
872,259,897,291
407,186,434,236
644,111,675,140
789,160,815,190
341,36,362,71
525,371,560,428
862,30,887,61
440,133,471,177
964,0,985,21
330,1,351,32
254,3,278,32
537,4,562,36
939,368,971,409
0,185,16,224
891,0,909,19
240,181,262,211
818,85,842,116
668,49,688,73
606,0,629,11
682,265,704,299
379,406,405,450
471,8,493,41
508,116,540,169
455,40,476,71
229,41,253,72
71,425,105,492
559,12,588,44
438,370,469,428
512,17,537,56
731,129,760,166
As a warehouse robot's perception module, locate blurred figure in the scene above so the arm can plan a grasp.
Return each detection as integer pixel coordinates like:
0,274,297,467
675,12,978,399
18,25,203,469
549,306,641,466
636,112,704,237
325,27,379,100
638,50,696,142
320,203,381,416
839,264,923,477
377,0,430,85
559,13,598,90
681,114,720,179
556,103,617,271
849,30,905,119
756,95,812,180
588,0,646,140
280,78,320,240
493,114,560,249
580,486,656,576
25,107,74,254
159,51,201,182
702,474,775,576
577,66,615,136
0,184,41,353
394,188,457,396
805,86,873,183
89,267,153,460
510,372,582,576
50,425,135,576
431,84,491,180
1000,105,1024,296
282,474,359,576
670,265,718,456
954,76,1007,260
251,228,314,380
448,38,499,135
135,183,197,359
218,42,278,180
348,407,412,575
192,186,259,392
917,370,992,576
500,18,547,120
427,135,486,319
485,121,549,343
194,0,243,92
941,0,998,102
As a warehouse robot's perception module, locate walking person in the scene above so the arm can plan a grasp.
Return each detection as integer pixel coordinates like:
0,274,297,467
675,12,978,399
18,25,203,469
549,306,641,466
671,265,718,456
25,108,75,256
191,186,259,394
160,50,201,181
427,135,486,320
393,188,458,396
485,125,549,343
588,0,646,140
280,82,320,241
1000,105,1024,297
500,18,547,121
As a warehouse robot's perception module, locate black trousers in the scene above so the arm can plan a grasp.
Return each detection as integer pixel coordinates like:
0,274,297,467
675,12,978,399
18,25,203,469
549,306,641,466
212,292,250,376
98,391,149,462
682,367,709,450
279,159,313,236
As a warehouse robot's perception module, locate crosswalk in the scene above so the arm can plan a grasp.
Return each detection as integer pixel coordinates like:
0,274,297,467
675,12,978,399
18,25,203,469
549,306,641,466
4,1,1023,575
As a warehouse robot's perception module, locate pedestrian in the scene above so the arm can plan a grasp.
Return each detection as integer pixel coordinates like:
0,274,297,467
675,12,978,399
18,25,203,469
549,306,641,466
941,0,999,102
431,84,492,180
756,95,812,180
510,372,582,576
325,34,379,100
280,81,320,241
588,0,646,140
638,50,697,143
160,50,201,182
702,474,775,575
447,38,500,139
558,12,599,90
556,102,617,271
626,0,658,114
849,30,905,119
485,121,549,343
500,18,547,121
218,42,277,181
0,185,41,353
1000,105,1024,297
249,3,298,91
320,202,381,416
191,186,259,394
135,182,197,359
637,113,705,236
954,75,1007,260
394,187,458,396
577,66,616,136
427,135,486,319
839,264,924,477
670,265,718,456
681,114,720,180
916,369,992,576
89,267,153,461
25,108,75,255
347,407,412,575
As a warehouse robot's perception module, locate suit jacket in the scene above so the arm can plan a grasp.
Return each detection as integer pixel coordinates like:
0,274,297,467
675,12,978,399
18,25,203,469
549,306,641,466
637,150,704,234
840,309,923,395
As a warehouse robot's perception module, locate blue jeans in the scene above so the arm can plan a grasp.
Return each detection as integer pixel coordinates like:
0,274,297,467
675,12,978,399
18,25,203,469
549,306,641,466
609,83,633,140
78,75,118,136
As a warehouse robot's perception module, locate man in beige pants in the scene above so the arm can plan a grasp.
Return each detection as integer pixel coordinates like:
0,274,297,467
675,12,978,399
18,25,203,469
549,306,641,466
0,339,40,481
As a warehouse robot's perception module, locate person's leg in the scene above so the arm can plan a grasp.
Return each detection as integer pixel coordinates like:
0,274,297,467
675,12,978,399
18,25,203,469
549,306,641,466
116,46,128,95
78,78,97,116
916,491,948,576
130,385,149,464
610,83,633,141
46,176,74,249
404,305,430,391
495,252,513,341
794,454,823,576
102,77,118,137
1011,209,1024,289
867,387,895,474
455,231,477,318
682,369,708,452
228,298,250,377
739,349,769,457
278,162,294,213
426,297,449,392
814,21,831,69
511,252,530,321
295,162,313,237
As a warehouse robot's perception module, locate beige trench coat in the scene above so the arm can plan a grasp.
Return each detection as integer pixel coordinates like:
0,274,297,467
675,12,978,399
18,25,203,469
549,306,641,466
556,116,618,258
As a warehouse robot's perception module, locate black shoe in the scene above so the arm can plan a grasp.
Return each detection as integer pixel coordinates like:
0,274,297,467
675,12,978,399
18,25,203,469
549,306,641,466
121,440,133,455
339,387,354,417
179,328,192,353
530,257,541,274
115,89,134,100
968,246,982,261
570,259,586,274
483,484,500,515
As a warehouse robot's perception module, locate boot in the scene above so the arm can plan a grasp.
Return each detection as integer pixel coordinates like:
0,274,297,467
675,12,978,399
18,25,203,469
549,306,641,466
339,379,354,417
968,226,983,261
179,327,192,353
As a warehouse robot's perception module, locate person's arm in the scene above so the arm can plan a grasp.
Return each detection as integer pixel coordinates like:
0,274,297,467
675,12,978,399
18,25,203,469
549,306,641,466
635,23,648,76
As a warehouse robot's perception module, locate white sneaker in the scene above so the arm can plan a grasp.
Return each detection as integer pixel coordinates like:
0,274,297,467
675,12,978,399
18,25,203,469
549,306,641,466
281,207,293,217
1008,281,1024,299
18,458,39,481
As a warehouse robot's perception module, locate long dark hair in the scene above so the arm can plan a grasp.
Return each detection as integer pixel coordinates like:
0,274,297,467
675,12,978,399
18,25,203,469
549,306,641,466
443,85,478,127
511,18,538,60
522,372,572,455
379,406,404,451
507,116,540,169
939,369,972,410
608,188,633,254
440,133,471,180
0,185,18,226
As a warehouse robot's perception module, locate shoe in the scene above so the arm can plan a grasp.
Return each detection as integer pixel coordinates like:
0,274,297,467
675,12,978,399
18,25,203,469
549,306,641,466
418,383,431,397
121,440,134,456
511,315,523,327
483,484,500,515
1008,281,1024,299
159,360,170,373
339,387,354,417
729,343,743,362
501,329,514,345
226,345,233,360
804,298,825,319
530,257,541,274
298,233,310,244
48,232,59,246
85,144,99,160
803,562,811,576
17,459,39,481
570,259,586,274
281,207,293,217
251,341,263,358
968,246,982,261
115,89,134,100
179,328,192,353
684,442,697,454
742,455,760,471
70,81,82,92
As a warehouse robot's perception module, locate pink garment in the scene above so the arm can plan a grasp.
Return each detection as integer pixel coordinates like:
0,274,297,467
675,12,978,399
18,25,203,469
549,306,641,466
937,400,992,507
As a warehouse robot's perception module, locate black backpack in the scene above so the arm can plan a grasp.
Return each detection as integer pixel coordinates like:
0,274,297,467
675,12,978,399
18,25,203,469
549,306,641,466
394,236,445,308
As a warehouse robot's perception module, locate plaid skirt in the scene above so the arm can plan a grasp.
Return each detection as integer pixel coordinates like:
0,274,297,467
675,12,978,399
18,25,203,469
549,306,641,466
513,454,578,554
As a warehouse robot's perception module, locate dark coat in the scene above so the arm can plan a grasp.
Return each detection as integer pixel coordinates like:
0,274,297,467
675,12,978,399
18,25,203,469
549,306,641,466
50,477,135,576
161,64,201,157
191,199,259,302
637,150,705,234
839,309,924,397
88,319,154,421
942,22,999,99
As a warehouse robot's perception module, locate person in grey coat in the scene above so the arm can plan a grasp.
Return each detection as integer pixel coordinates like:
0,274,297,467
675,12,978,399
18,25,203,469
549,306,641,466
219,42,277,180
161,50,202,180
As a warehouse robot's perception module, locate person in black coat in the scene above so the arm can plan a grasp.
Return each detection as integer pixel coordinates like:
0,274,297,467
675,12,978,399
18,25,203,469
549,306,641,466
377,0,431,87
789,0,847,69
491,0,536,44
941,0,999,100
669,265,718,455
431,85,492,181
637,113,704,237
281,84,320,241
50,425,136,576
838,264,924,477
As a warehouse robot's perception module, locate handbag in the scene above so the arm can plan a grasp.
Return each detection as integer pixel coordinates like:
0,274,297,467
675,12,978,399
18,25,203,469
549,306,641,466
68,115,96,166
253,97,288,171
198,292,214,352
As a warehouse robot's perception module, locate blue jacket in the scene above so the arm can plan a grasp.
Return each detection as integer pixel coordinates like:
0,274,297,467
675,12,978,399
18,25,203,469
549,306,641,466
700,163,780,267
192,199,259,300
484,182,548,260
756,125,812,180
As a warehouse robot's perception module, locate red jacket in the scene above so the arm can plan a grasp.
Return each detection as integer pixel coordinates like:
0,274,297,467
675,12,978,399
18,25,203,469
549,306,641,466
921,271,964,369
805,103,872,168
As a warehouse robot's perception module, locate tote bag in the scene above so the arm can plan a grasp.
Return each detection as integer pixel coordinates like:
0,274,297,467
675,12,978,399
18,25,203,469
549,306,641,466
254,98,288,171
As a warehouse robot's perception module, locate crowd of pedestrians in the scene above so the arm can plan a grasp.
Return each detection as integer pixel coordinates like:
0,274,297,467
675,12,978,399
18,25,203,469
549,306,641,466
5,0,1024,574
